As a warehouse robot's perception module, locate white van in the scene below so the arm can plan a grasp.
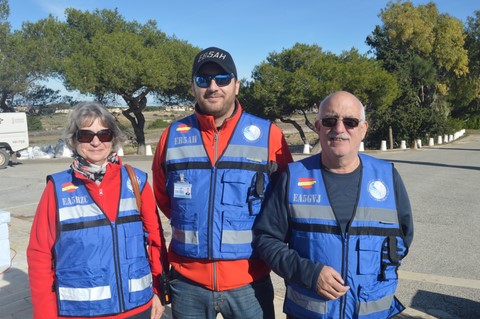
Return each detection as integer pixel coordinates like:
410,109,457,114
0,113,29,169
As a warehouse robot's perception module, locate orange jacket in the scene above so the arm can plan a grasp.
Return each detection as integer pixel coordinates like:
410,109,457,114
152,102,293,291
27,159,167,319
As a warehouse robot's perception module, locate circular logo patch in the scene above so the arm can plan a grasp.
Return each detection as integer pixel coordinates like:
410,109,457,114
243,125,261,142
368,180,388,201
126,176,140,194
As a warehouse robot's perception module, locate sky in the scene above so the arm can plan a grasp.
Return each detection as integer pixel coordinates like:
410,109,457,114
6,0,480,98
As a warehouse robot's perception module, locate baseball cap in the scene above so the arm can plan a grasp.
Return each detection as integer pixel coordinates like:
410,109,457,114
192,47,237,78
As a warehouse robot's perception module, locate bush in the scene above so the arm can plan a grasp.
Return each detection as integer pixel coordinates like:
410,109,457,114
465,117,480,129
27,115,43,131
446,117,464,133
148,118,169,129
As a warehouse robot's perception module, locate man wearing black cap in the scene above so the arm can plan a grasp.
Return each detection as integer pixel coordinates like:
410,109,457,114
152,47,293,318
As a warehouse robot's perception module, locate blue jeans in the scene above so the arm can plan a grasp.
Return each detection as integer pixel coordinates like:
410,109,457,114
169,270,275,319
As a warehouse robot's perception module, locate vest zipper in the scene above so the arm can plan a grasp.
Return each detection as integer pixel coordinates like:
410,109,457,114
210,132,220,290
112,222,125,312
213,131,219,163
340,233,349,319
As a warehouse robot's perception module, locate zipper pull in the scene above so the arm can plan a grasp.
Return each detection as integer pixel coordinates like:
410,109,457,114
99,188,103,196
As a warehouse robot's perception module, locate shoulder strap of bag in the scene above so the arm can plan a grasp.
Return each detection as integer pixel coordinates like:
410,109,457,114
125,163,171,305
125,164,141,211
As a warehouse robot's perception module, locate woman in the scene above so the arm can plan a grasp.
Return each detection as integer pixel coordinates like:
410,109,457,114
27,102,168,319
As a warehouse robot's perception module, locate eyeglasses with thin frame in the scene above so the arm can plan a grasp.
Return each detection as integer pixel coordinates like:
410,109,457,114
76,129,114,143
194,74,235,88
321,117,361,129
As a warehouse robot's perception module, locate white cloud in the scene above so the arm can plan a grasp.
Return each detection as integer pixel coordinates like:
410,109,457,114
35,0,69,18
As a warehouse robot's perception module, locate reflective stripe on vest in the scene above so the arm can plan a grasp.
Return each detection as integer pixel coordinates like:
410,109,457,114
284,154,406,319
50,167,152,317
286,286,327,315
165,113,271,259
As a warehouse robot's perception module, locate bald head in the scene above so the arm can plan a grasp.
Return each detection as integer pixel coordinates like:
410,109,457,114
317,91,365,122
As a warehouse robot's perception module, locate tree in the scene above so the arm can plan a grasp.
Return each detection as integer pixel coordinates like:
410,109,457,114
239,43,398,146
26,8,198,154
366,1,469,143
12,85,76,112
0,0,51,112
448,10,480,128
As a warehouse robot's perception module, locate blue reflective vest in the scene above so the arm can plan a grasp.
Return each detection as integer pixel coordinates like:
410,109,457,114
285,154,407,319
50,167,153,317
164,112,271,259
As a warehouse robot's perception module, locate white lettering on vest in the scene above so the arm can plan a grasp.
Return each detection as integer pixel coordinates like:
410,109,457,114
174,135,198,145
62,195,88,206
292,193,321,203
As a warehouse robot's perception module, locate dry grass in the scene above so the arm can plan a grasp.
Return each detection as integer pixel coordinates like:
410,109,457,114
30,110,318,154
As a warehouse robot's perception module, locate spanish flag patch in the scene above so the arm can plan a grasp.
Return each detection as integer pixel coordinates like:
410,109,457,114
176,124,191,133
61,182,78,193
298,178,316,189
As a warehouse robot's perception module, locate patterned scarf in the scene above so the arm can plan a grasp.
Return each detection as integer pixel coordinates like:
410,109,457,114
71,153,119,184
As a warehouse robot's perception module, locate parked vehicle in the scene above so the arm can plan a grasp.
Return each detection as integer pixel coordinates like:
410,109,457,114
0,113,29,169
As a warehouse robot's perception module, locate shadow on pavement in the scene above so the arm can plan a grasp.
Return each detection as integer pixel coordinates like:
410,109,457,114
0,267,32,317
410,290,480,319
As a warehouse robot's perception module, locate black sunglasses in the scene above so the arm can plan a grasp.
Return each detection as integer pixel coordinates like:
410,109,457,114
76,129,114,143
321,117,361,128
194,74,235,88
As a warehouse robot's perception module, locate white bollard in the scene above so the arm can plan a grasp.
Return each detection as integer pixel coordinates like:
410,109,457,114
400,140,406,149
449,134,453,142
359,142,364,152
146,145,153,156
428,138,434,146
28,146,34,159
303,144,310,154
437,136,442,145
380,140,387,151
444,134,449,143
117,147,124,156
416,139,422,148
0,210,11,268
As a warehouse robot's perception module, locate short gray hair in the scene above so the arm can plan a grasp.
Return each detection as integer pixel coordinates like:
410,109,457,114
64,102,125,152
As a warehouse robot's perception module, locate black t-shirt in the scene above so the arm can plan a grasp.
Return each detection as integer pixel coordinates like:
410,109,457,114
323,165,362,235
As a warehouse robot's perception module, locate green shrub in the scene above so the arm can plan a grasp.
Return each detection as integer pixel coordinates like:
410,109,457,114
465,117,480,129
27,115,43,131
148,118,169,129
446,117,464,133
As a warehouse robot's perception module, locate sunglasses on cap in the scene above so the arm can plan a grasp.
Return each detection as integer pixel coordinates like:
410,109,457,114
321,117,361,128
76,129,114,143
194,74,235,88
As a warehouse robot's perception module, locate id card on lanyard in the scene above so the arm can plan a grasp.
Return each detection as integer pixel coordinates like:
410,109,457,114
173,173,192,199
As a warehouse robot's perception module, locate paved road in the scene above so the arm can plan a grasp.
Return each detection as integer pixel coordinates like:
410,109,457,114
1,133,479,318
368,134,480,318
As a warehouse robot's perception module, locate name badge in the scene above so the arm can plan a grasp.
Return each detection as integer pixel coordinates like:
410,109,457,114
174,182,192,199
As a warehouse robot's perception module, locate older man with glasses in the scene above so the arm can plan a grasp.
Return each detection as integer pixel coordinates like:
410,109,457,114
152,47,293,319
254,91,414,319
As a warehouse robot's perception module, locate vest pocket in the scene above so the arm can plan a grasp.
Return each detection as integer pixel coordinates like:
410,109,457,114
124,224,147,259
357,280,397,317
170,219,199,257
220,213,255,253
221,170,249,207
128,263,153,303
357,238,381,275
56,267,110,301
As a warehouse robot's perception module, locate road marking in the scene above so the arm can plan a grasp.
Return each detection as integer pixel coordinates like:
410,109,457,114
399,270,480,290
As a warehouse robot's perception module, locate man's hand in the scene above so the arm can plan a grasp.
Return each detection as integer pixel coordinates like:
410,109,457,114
316,266,350,300
150,294,165,319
